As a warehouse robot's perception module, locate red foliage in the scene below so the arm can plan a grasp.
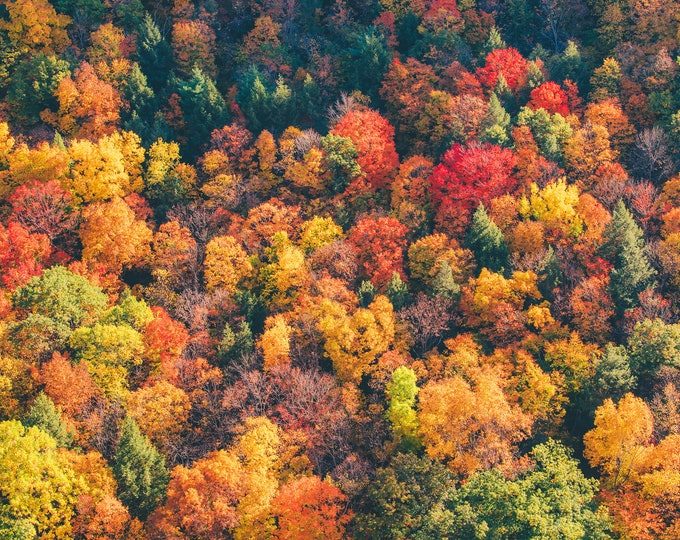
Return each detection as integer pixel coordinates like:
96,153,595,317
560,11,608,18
429,142,518,235
476,47,529,91
0,221,52,290
331,109,400,190
348,216,408,288
144,307,190,373
8,180,76,242
528,82,570,116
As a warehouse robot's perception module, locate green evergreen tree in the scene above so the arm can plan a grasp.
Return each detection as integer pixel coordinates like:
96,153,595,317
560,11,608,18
174,68,230,160
603,201,656,314
358,280,377,308
467,203,509,273
432,261,460,299
592,344,636,401
113,417,169,520
23,393,73,448
482,26,506,56
6,54,70,127
321,133,362,194
538,245,562,299
137,12,171,90
218,321,255,366
481,93,511,146
346,27,392,100
385,272,411,310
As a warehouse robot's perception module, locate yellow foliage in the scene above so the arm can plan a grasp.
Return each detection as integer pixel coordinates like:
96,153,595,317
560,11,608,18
204,235,252,294
520,177,583,237
299,216,343,252
259,314,292,372
584,393,654,488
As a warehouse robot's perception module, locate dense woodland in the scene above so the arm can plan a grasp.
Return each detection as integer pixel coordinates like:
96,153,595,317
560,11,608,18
3,0,680,537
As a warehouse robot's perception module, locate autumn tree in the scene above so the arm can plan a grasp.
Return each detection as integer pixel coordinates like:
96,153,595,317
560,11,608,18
204,234,251,295
331,109,399,190
429,142,518,235
476,47,529,91
23,392,73,448
386,366,421,450
584,393,653,488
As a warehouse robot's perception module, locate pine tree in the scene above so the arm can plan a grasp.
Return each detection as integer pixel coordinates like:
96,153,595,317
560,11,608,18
113,417,169,520
481,93,511,146
604,201,656,314
432,261,460,299
23,393,73,448
385,272,410,310
482,26,506,56
137,12,171,90
466,203,509,273
358,280,377,308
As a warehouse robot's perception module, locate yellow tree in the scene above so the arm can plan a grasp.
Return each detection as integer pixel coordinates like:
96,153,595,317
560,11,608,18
259,314,292,372
204,235,252,294
584,393,654,488
80,196,153,274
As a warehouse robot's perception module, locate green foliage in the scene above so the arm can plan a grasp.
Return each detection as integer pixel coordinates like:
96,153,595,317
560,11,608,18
345,27,392,100
113,417,169,520
358,280,377,308
467,203,509,273
12,266,108,346
592,344,636,401
628,318,680,378
218,321,255,366
137,12,171,90
321,133,362,193
603,201,656,314
6,53,70,126
352,452,458,539
23,393,73,448
516,106,573,163
432,261,461,299
385,272,411,310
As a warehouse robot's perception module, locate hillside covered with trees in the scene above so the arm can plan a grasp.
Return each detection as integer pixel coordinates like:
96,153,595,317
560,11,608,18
2,0,680,537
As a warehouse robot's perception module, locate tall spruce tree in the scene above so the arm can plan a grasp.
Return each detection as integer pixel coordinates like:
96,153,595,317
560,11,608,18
137,12,171,91
113,417,169,520
23,393,73,448
603,201,656,314
467,203,509,273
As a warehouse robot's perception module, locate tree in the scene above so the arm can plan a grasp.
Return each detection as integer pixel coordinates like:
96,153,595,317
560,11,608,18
584,393,653,488
345,216,408,289
79,196,153,274
0,0,70,59
386,366,421,450
0,221,52,290
603,201,656,314
147,450,246,538
331,109,399,190
272,476,351,540
430,142,518,235
466,202,508,273
476,47,529,91
113,417,169,520
23,392,73,448
41,62,123,140
136,12,171,90
352,452,457,539
171,18,216,78
204,235,251,294
0,420,83,540
528,81,569,115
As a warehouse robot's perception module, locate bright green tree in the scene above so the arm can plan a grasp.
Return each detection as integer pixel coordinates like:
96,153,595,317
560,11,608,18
386,366,421,451
467,203,509,273
23,392,73,448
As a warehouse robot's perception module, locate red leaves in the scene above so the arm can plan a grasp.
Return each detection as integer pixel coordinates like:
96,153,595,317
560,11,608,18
528,82,570,116
429,142,518,235
0,221,52,290
332,109,399,190
349,216,408,289
476,47,529,91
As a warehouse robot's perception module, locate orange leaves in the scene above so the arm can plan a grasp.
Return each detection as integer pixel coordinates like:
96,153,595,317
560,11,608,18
349,216,408,289
203,235,251,294
528,81,570,116
0,221,51,290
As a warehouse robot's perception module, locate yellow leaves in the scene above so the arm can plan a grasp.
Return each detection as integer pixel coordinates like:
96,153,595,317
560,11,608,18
80,196,152,273
65,132,145,205
284,146,325,191
259,314,292,372
299,216,343,252
526,303,555,330
0,0,71,56
417,368,533,476
584,393,654,488
204,235,252,294
260,232,309,310
318,295,396,384
520,177,583,237
407,233,472,286
128,381,191,453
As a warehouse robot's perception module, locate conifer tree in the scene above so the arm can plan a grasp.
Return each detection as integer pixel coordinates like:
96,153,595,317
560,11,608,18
481,93,511,146
23,393,73,448
385,272,411,310
137,12,171,90
466,203,509,273
113,417,169,520
432,261,460,299
482,27,506,56
603,201,656,314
